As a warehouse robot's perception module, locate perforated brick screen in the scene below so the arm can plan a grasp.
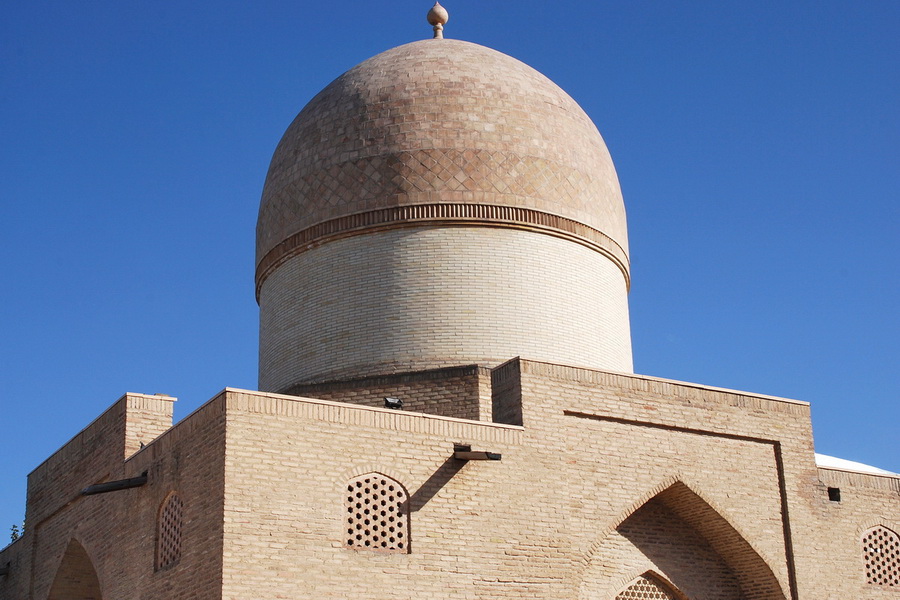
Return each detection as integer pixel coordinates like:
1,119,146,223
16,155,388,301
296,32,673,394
863,526,900,586
344,473,408,553
616,574,679,600
157,492,184,569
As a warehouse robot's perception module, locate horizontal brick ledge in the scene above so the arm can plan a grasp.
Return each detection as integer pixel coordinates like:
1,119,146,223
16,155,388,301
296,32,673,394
517,358,810,410
255,203,631,300
816,465,900,481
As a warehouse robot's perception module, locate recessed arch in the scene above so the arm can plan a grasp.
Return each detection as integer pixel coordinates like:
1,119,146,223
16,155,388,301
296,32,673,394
48,538,103,600
580,481,789,600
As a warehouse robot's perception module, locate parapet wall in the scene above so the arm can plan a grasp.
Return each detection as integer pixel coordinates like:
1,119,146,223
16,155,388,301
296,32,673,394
25,393,174,527
284,364,493,421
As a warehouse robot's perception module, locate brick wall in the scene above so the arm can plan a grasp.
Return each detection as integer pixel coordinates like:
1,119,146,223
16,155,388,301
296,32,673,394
1,392,226,600
283,364,492,421
0,537,27,600
801,467,900,597
217,363,820,599
220,388,525,599
491,358,523,426
5,363,898,599
511,359,809,599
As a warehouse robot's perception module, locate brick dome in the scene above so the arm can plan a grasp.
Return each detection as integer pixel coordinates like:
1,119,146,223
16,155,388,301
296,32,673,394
256,38,634,390
256,39,629,295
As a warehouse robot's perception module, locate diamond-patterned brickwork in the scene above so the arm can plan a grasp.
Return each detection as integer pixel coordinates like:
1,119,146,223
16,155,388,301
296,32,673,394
157,492,184,570
615,574,681,600
344,473,408,553
260,148,619,260
256,147,629,288
257,39,627,268
863,526,900,586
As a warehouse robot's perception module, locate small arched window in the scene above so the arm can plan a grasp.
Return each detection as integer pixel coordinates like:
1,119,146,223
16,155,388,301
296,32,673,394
863,525,900,586
344,473,409,553
156,492,184,570
616,573,684,600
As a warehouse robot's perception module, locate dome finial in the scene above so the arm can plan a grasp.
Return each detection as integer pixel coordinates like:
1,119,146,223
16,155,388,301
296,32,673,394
427,2,449,39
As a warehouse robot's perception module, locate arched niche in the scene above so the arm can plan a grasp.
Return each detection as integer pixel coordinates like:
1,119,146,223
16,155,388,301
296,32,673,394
48,538,103,600
579,481,788,600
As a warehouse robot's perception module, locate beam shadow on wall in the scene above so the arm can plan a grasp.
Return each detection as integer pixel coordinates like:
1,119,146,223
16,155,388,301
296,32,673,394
409,455,466,512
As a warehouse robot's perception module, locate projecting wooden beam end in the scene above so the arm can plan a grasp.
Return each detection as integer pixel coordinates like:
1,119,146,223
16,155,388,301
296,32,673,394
454,451,502,461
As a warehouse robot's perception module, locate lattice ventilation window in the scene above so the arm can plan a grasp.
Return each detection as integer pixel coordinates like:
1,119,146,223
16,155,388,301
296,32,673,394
863,526,900,586
616,574,681,600
344,473,409,553
156,492,184,570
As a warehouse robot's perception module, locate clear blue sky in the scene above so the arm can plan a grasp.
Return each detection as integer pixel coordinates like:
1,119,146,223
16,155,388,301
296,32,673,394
1,1,898,533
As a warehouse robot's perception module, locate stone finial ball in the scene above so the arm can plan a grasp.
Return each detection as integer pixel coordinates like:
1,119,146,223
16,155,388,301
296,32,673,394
427,2,449,26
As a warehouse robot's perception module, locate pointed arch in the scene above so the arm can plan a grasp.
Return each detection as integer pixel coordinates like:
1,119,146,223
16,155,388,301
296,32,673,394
648,481,787,598
614,571,688,600
579,480,789,600
47,538,103,600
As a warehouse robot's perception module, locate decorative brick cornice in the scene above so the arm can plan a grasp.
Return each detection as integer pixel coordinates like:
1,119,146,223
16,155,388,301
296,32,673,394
255,203,630,300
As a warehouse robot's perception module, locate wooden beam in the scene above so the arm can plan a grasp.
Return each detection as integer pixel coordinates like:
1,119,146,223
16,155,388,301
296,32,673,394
454,451,502,461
